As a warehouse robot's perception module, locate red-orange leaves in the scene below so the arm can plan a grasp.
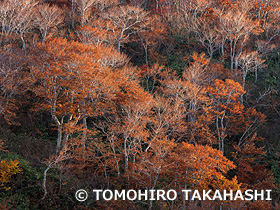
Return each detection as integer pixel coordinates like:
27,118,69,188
30,38,116,154
208,79,245,152
175,142,236,189
209,79,245,101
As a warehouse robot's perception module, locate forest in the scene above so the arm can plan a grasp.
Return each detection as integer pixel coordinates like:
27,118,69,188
0,0,279,209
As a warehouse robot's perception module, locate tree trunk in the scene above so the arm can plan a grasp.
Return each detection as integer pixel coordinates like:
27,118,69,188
56,125,62,155
42,30,47,44
20,33,26,50
82,116,87,150
41,163,52,200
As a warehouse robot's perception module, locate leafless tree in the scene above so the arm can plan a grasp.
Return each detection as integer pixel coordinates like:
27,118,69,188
35,4,65,43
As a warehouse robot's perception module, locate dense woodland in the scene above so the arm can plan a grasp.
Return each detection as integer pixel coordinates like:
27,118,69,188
0,0,279,209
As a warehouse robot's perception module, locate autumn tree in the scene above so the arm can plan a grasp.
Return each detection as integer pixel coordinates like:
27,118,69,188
254,0,280,42
0,49,28,123
29,38,110,154
76,0,96,26
129,138,240,209
231,133,275,209
0,0,37,49
215,5,262,71
160,53,215,144
208,79,245,153
137,15,166,65
192,15,220,59
162,0,212,38
238,50,265,98
92,67,153,181
29,37,155,199
35,3,65,43
103,5,149,52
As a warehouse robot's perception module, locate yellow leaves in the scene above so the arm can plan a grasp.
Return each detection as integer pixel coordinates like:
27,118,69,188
0,159,22,191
